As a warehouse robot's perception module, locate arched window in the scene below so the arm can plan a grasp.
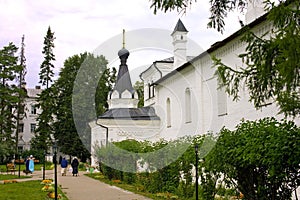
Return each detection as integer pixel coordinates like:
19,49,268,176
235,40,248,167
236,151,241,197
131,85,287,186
166,98,171,127
185,88,191,123
217,88,227,116
31,104,37,114
148,83,151,99
151,81,155,98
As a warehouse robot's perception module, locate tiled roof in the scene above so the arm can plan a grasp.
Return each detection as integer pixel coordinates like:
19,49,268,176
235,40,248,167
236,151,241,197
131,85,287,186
99,107,160,120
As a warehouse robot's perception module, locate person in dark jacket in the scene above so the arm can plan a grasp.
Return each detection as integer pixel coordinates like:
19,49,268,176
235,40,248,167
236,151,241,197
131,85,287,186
25,156,30,171
71,157,79,176
23,156,31,174
60,157,68,176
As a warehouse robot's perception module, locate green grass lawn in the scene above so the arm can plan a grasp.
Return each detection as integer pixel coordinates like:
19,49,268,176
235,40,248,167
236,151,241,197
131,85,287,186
0,180,46,200
0,180,68,200
0,174,31,180
0,163,53,174
85,173,180,200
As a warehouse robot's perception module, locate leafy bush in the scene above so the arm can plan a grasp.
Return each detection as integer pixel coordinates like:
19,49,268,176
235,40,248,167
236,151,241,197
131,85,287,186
94,119,299,200
205,117,300,200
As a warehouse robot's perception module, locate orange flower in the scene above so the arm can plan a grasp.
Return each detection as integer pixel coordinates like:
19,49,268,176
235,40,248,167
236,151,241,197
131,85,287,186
41,179,52,184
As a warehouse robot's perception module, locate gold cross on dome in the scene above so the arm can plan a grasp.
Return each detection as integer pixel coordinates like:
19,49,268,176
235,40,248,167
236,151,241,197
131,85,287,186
122,29,125,48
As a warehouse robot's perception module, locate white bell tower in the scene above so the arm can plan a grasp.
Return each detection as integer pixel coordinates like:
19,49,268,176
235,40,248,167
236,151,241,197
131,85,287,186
171,19,188,69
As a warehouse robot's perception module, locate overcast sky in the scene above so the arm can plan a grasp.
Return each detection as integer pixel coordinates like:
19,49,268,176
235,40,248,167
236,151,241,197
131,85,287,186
0,0,244,88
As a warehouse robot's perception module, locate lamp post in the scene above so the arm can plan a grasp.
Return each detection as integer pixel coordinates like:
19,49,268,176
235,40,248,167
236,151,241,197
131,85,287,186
195,144,199,200
18,154,21,178
53,142,58,200
43,150,46,180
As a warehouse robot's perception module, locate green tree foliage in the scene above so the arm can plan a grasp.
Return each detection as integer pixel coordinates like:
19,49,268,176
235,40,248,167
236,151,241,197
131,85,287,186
31,88,56,151
95,135,215,198
39,26,55,89
95,59,116,116
32,26,56,152
52,53,89,159
215,1,300,117
205,118,300,200
15,35,27,155
72,53,116,155
134,81,144,108
0,43,23,161
53,53,115,160
149,0,247,33
96,119,299,199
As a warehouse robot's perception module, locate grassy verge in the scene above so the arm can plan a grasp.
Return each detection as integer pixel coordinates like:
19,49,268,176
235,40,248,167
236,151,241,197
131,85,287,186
0,174,31,180
0,162,53,173
0,180,68,200
85,173,182,200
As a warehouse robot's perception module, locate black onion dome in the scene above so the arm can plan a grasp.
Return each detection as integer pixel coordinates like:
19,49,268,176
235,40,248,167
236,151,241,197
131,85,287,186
109,46,135,97
118,47,130,58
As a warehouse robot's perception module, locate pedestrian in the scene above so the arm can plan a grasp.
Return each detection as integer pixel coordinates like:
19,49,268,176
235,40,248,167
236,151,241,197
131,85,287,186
71,157,79,176
60,157,68,176
29,155,34,173
59,155,62,164
25,156,30,171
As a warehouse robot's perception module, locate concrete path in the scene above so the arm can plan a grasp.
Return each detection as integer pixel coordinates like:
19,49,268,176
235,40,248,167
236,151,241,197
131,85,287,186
58,171,151,200
2,169,151,200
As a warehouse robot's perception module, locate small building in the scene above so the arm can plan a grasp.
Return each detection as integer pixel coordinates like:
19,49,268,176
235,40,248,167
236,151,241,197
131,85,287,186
16,85,42,152
90,44,161,165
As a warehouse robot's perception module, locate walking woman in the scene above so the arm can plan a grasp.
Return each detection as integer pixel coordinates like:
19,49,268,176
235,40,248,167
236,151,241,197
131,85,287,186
71,157,79,176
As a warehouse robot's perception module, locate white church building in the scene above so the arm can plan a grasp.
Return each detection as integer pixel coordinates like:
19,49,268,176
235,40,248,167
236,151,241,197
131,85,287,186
90,1,298,166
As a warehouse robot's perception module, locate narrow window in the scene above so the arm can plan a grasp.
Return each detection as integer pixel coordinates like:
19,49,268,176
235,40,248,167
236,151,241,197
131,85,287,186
18,146,23,153
148,83,151,99
217,88,227,116
18,124,24,133
167,98,171,127
31,104,37,114
152,84,155,98
30,123,36,133
185,88,192,123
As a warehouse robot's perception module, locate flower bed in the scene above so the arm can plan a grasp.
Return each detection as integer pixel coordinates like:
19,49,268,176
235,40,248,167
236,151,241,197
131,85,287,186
40,179,63,199
3,179,18,184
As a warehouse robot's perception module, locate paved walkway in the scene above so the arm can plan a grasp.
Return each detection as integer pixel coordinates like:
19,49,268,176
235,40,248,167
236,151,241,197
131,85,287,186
2,169,151,200
58,171,151,200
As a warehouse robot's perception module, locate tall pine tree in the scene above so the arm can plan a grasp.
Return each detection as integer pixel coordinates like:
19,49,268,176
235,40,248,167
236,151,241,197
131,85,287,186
39,26,55,88
32,26,56,152
15,35,27,155
0,43,22,161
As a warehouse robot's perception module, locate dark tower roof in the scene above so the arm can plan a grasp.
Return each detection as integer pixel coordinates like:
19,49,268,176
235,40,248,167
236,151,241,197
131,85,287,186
172,19,188,35
99,106,160,120
113,47,135,95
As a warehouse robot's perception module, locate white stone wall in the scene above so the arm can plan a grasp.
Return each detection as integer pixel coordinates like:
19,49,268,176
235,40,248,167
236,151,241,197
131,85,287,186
154,20,299,139
155,66,201,140
89,120,107,166
90,118,161,166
